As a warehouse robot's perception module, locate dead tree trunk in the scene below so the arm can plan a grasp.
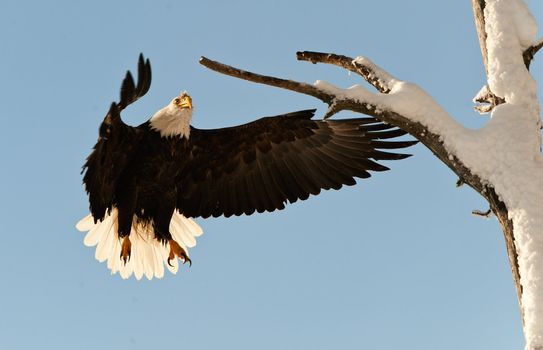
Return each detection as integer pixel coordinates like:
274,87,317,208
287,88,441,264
201,1,542,348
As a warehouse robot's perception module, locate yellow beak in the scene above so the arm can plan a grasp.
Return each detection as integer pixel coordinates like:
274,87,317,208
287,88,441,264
179,94,192,109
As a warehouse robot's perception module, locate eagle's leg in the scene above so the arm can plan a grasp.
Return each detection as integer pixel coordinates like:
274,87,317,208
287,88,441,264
118,210,133,264
117,180,138,264
120,236,131,264
168,239,191,267
153,198,191,267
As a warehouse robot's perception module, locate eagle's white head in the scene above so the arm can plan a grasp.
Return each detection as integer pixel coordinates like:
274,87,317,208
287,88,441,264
150,91,193,138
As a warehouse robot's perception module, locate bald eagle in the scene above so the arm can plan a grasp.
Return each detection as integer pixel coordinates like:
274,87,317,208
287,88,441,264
76,54,415,280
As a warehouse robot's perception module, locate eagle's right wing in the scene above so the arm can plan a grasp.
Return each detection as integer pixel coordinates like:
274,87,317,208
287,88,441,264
177,109,416,219
81,54,151,222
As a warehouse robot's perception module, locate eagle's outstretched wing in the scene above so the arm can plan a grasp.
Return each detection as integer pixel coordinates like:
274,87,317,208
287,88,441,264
177,109,416,218
81,54,151,222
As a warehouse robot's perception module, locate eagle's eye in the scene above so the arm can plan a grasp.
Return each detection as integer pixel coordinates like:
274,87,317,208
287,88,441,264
174,98,180,104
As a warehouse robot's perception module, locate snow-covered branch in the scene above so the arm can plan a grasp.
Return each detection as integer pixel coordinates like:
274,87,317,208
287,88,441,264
471,0,542,115
202,1,542,347
296,51,393,93
202,52,474,181
200,53,522,309
200,49,523,318
477,2,542,349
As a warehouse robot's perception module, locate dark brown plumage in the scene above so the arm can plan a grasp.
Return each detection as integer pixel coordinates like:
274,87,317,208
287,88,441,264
177,113,415,218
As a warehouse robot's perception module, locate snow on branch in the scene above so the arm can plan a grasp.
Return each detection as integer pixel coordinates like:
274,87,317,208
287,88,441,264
471,0,541,115
472,0,541,74
201,52,455,133
200,39,530,347
473,84,505,114
296,51,393,93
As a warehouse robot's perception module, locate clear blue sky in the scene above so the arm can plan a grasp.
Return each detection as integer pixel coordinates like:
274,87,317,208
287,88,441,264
1,1,542,349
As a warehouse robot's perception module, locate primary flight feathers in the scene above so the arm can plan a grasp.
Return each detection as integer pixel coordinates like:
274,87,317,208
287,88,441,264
77,54,416,280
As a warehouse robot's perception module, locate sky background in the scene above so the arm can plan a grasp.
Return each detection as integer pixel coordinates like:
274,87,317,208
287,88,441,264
1,1,542,349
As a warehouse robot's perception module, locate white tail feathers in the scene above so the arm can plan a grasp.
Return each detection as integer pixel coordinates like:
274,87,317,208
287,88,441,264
76,208,203,280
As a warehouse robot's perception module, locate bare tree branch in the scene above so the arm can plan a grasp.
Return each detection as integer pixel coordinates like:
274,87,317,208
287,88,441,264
199,57,334,103
472,208,492,217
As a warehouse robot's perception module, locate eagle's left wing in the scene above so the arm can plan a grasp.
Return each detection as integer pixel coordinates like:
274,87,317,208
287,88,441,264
176,109,416,218
81,54,151,222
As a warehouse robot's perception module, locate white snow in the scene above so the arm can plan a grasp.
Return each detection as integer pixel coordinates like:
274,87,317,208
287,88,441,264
473,84,491,103
485,1,538,109
315,1,542,348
